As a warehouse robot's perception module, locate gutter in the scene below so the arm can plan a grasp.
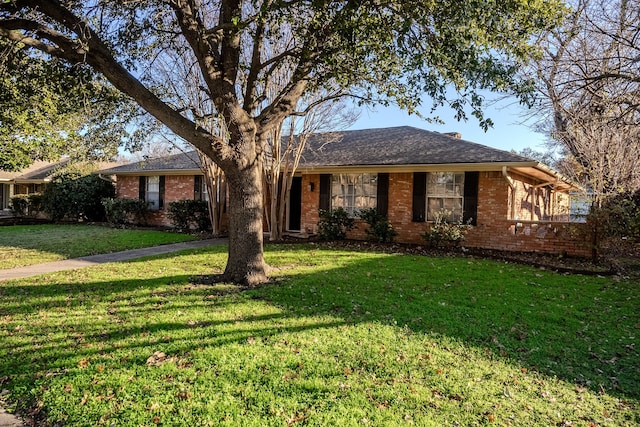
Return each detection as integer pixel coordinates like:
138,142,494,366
98,173,116,183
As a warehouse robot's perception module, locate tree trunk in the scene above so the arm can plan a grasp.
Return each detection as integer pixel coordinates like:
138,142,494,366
222,157,269,286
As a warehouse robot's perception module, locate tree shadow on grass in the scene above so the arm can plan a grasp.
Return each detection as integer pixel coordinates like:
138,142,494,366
256,247,640,402
0,244,638,423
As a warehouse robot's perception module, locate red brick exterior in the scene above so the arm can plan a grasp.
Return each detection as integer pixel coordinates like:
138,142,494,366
298,171,592,258
115,170,591,257
116,174,199,226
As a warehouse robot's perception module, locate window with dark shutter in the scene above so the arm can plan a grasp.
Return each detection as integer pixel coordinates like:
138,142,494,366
412,172,426,222
463,171,479,226
194,175,202,200
319,174,331,211
139,176,146,201
376,173,389,217
159,176,165,209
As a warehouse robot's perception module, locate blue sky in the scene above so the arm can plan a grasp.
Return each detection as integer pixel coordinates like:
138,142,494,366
347,96,548,153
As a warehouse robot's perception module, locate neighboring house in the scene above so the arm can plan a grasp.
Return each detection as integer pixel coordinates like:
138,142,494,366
0,159,70,215
100,126,592,257
1,159,121,217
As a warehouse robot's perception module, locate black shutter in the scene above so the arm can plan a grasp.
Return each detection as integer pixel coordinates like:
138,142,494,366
412,172,426,222
159,176,166,209
376,173,389,216
319,174,331,211
139,176,146,200
463,171,479,226
194,175,202,200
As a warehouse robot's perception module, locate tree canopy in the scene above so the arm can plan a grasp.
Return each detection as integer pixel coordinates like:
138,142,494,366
0,39,140,171
528,0,640,198
0,0,565,283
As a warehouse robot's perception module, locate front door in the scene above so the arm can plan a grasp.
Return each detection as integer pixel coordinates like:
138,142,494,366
288,177,302,231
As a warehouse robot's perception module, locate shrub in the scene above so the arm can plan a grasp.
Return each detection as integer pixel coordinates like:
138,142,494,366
421,209,470,248
10,195,30,217
42,172,115,221
317,208,355,240
167,199,211,232
102,198,149,225
27,193,43,215
10,194,42,217
358,207,398,243
590,191,640,239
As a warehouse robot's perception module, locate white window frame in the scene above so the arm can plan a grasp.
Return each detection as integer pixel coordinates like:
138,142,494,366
146,176,161,210
330,173,377,216
426,172,464,222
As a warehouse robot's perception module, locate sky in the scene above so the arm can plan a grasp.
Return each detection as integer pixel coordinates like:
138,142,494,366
346,96,549,154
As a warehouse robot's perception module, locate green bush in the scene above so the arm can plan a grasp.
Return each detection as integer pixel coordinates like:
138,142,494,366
167,199,211,232
358,207,397,243
102,198,149,226
10,195,31,217
590,191,640,239
317,208,355,240
10,194,42,217
42,172,115,221
421,209,470,248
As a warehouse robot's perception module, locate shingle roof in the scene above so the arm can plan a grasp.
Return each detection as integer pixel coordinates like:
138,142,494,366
99,126,535,175
99,151,202,174
298,126,533,167
0,159,70,182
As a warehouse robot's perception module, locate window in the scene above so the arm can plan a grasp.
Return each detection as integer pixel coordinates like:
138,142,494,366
146,176,161,210
194,175,209,201
330,173,377,216
139,176,165,210
426,172,464,222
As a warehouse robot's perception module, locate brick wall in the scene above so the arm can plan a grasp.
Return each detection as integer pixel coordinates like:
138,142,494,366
115,170,590,257
301,174,320,234
116,175,139,199
299,170,592,258
116,174,198,226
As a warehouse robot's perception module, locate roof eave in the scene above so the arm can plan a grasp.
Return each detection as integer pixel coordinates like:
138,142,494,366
295,161,540,174
510,163,582,192
102,169,204,176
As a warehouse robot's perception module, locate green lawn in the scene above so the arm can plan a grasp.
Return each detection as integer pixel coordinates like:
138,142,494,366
0,244,638,426
0,224,198,268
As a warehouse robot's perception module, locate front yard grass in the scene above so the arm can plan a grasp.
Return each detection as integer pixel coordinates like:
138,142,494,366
0,244,638,426
0,224,198,269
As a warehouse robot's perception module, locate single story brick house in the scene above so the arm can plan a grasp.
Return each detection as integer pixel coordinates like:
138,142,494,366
0,159,70,215
100,126,592,257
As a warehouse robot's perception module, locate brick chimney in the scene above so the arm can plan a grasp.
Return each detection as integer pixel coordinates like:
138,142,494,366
443,132,462,139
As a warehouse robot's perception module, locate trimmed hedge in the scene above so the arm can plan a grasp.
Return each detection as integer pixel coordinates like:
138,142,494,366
167,199,211,232
10,194,43,217
102,198,149,225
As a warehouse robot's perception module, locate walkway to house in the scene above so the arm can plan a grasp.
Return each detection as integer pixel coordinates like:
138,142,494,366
0,238,226,282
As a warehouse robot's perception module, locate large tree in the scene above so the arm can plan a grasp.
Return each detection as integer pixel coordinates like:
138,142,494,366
529,0,640,200
0,0,563,284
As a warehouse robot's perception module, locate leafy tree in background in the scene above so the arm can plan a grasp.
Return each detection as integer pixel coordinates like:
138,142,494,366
528,0,640,202
0,0,564,284
0,40,141,172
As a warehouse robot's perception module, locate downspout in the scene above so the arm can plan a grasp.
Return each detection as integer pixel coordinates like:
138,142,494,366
502,166,516,220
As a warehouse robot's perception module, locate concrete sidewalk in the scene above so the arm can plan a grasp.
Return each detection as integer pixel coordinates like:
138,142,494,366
0,238,226,282
0,407,24,427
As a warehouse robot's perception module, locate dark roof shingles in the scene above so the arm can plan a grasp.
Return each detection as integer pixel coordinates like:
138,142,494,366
100,151,202,174
100,127,533,174
299,126,532,167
